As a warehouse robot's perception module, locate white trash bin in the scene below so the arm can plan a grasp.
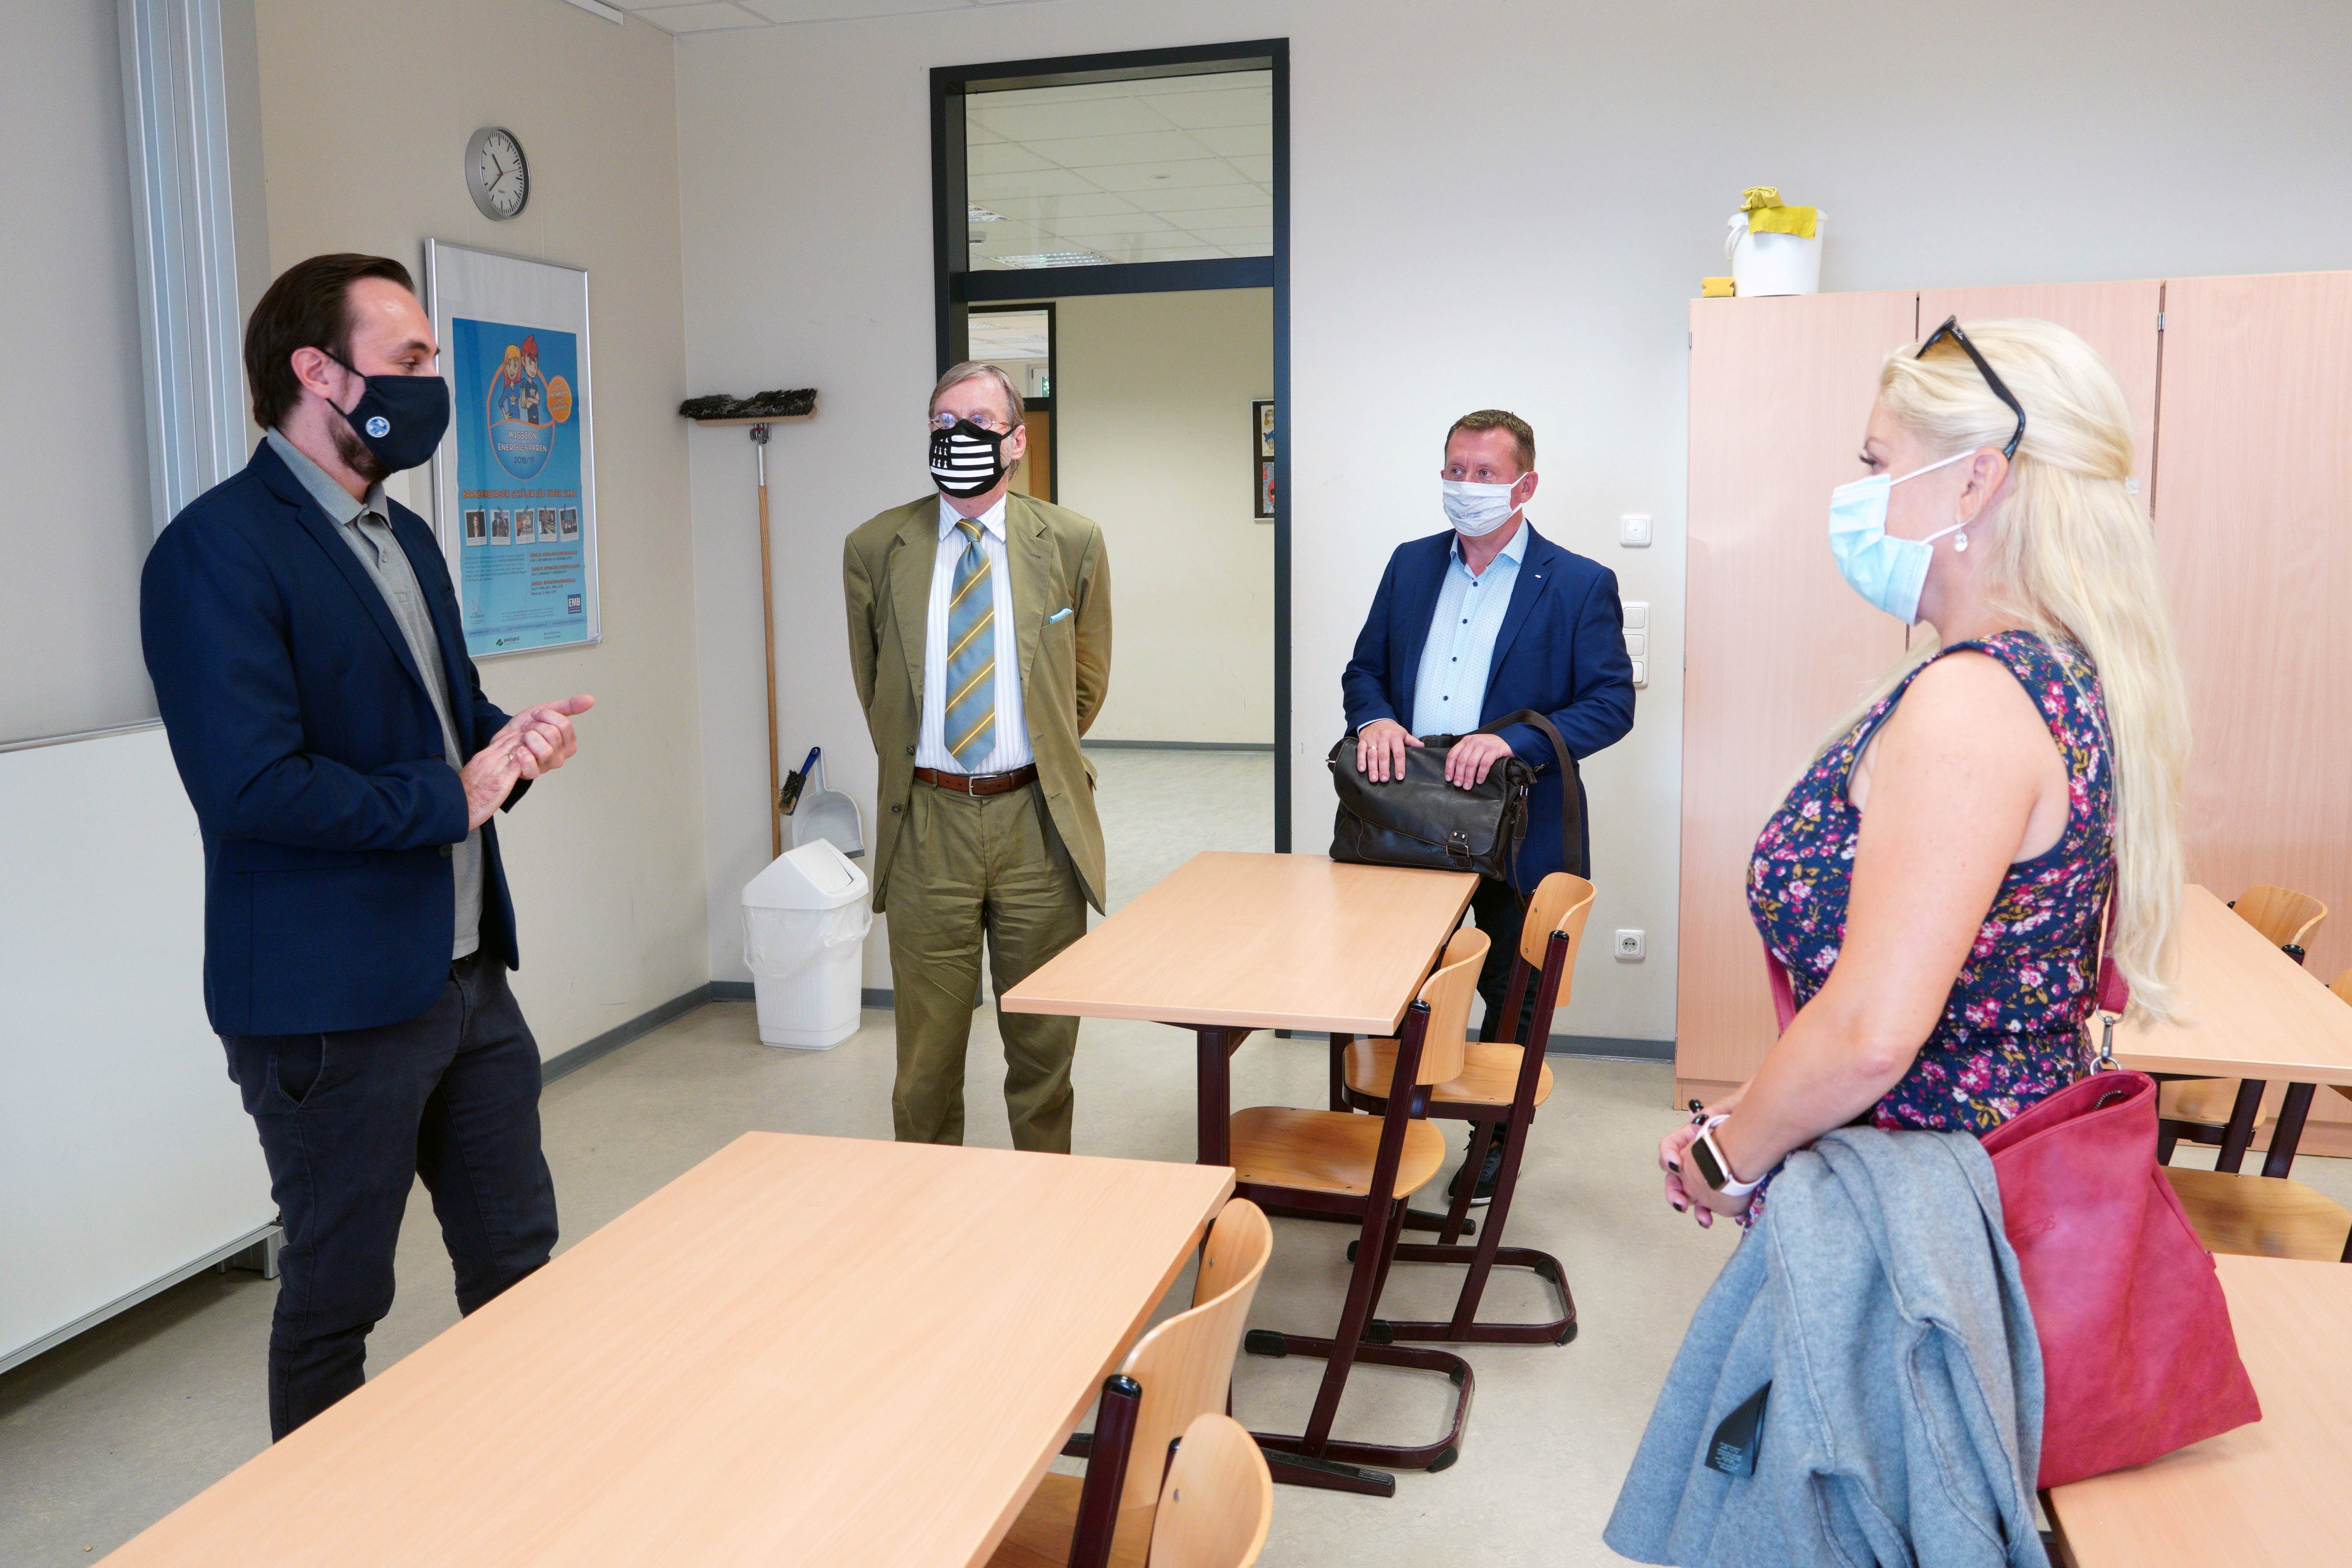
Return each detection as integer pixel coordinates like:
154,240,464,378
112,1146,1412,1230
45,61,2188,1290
741,839,873,1050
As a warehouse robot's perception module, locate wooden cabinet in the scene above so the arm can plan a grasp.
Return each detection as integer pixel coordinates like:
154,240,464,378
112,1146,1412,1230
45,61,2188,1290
1676,291,1914,1104
1677,274,2346,1119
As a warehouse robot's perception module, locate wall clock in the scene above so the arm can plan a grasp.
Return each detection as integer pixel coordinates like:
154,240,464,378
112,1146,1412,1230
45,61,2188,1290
464,127,529,220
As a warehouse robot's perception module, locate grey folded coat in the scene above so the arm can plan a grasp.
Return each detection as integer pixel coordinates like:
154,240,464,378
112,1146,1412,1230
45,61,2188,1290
1605,1126,2048,1568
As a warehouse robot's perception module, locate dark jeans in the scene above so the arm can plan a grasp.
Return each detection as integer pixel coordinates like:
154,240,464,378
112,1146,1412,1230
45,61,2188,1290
223,951,558,1439
1468,876,1540,1045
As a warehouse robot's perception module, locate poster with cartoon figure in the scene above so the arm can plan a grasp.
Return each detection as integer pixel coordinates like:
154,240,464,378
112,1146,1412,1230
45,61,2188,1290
427,242,600,658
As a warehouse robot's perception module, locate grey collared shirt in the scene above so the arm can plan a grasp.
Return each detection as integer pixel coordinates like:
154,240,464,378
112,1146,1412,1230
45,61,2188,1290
267,430,483,960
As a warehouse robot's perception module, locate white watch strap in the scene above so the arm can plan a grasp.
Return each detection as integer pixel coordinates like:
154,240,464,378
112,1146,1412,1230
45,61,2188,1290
1698,1122,1761,1199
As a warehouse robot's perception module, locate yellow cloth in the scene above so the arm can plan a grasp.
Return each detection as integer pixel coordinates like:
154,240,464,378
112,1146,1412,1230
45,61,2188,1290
1741,186,1817,239
1701,277,1736,298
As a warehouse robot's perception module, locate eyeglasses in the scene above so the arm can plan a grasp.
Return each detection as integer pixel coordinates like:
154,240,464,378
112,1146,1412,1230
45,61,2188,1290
931,411,1011,434
1917,315,2025,460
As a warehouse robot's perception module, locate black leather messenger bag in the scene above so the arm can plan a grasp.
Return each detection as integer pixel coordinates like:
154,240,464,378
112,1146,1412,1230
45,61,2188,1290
1327,709,1584,893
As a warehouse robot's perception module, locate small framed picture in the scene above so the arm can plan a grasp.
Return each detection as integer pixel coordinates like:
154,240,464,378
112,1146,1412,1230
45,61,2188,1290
490,508,512,542
464,508,487,544
1252,398,1276,520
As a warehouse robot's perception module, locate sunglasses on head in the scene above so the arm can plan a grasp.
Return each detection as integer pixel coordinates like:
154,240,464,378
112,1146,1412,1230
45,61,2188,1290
1917,316,2026,460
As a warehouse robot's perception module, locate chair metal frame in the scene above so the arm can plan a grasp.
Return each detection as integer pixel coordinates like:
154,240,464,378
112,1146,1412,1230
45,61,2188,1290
1230,936,1484,1498
1334,873,1594,1345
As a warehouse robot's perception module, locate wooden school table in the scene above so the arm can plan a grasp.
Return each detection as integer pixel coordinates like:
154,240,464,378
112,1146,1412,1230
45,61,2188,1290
2100,884,2352,1174
101,1133,1233,1568
2044,1253,2352,1566
1001,851,1481,1165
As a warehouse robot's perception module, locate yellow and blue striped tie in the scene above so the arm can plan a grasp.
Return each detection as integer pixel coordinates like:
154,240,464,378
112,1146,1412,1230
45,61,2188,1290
943,518,995,769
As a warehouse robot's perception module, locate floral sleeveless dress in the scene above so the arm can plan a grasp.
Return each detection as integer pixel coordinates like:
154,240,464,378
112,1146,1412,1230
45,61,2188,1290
1746,631,2115,1167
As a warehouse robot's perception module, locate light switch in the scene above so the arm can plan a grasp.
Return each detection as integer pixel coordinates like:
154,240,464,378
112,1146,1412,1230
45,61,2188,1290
1619,513,1653,547
1624,632,1647,658
1623,600,1648,631
1630,658,1648,687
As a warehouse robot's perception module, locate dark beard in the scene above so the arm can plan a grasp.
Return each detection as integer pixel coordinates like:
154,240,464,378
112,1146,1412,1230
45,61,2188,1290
329,414,390,486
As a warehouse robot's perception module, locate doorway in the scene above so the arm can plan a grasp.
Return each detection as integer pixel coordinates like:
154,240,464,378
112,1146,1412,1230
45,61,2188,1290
932,41,1292,861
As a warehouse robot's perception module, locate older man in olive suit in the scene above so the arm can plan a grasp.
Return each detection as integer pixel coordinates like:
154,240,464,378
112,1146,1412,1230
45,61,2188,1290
843,361,1111,1152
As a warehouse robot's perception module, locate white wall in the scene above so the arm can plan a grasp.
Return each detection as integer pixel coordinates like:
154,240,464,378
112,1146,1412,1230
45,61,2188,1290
0,0,157,743
1054,288,1274,744
255,0,710,1055
677,0,2352,1037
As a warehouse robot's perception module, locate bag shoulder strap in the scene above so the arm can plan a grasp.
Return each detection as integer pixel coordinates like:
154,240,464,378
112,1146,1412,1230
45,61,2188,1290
1473,708,1584,881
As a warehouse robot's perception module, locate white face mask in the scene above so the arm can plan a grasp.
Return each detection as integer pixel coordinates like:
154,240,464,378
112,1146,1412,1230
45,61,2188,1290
1442,477,1522,537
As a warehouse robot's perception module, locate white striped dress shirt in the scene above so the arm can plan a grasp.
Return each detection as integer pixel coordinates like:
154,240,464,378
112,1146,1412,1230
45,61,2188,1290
918,494,1033,773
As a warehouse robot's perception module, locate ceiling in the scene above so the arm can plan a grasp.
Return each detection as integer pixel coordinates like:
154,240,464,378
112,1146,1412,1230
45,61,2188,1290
966,310,1050,361
966,73,1273,268
598,0,1055,34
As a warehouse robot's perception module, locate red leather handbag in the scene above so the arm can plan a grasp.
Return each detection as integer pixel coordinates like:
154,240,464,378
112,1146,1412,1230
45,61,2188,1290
1763,939,2262,1489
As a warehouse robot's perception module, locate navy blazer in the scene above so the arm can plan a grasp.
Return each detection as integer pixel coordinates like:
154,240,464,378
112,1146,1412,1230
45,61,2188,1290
141,440,527,1037
1342,523,1636,886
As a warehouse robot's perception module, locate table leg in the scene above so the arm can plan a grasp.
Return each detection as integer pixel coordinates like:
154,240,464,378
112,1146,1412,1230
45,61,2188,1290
2261,1083,2317,1179
1328,1033,1353,1111
2215,1080,2267,1174
1194,1027,1236,1167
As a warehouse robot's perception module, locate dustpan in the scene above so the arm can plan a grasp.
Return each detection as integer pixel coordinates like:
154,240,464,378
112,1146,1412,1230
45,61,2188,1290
783,746,865,858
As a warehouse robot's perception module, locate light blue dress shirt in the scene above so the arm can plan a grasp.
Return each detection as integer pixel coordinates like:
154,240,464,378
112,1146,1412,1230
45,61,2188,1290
1409,520,1529,736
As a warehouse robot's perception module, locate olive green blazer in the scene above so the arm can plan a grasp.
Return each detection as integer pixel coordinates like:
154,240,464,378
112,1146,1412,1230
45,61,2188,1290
843,492,1112,913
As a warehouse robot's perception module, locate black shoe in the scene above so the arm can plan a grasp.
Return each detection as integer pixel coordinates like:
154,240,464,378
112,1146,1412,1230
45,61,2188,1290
1448,1127,1509,1206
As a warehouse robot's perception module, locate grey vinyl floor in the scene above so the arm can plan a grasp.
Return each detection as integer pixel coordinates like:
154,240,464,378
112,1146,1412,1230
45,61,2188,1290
5,748,2348,1565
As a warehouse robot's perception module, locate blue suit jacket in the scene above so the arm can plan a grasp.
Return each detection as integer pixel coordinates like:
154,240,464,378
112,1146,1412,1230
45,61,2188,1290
141,441,528,1037
1342,524,1636,886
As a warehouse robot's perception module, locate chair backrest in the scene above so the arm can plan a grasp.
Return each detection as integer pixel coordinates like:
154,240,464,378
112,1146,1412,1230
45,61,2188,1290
1411,926,1487,1086
2233,886,2328,955
1147,1414,1273,1568
1516,872,1598,1001
1114,1199,1273,1513
2330,968,2352,1007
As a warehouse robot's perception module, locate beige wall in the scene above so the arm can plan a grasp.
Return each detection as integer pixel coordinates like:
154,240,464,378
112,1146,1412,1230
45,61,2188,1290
1054,288,1273,744
675,0,2352,1039
254,0,708,1055
0,0,155,743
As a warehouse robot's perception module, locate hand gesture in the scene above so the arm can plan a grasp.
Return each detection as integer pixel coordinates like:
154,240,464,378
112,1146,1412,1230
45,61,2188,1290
491,694,595,781
1355,717,1422,782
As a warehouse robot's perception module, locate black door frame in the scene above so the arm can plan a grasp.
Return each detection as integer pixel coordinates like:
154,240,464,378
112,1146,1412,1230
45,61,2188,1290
931,38,1293,851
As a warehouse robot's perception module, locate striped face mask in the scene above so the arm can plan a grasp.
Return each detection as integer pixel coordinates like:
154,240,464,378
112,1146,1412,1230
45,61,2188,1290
930,419,1008,498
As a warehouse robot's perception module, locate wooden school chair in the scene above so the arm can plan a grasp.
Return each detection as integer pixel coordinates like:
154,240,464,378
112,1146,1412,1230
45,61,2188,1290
1229,928,1487,1495
2157,886,2330,1164
2161,963,2352,1267
1336,872,1596,1345
1145,1415,1274,1568
989,1199,1274,1568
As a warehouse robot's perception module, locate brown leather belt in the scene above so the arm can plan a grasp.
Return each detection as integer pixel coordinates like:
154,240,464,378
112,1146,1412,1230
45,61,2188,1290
913,763,1038,797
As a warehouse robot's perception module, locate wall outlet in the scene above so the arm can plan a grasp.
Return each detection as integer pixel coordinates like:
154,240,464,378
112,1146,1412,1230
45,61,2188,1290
1614,928,1646,962
1619,513,1653,547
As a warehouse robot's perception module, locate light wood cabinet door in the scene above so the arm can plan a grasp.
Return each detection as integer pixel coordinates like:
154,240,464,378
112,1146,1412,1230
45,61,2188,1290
1676,291,1918,1100
1916,281,2163,505
2155,271,2352,1139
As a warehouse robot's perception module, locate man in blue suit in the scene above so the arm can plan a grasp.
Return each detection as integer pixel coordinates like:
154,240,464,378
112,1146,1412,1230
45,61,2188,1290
1343,409,1636,1198
141,253,592,1438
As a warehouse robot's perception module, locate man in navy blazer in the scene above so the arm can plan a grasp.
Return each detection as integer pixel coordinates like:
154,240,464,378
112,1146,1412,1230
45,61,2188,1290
1343,409,1635,1195
141,254,592,1438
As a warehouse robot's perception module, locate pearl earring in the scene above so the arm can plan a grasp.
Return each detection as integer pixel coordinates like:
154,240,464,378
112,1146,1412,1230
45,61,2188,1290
1953,510,1970,553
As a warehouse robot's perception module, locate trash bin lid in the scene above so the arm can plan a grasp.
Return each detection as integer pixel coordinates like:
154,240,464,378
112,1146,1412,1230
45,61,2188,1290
741,838,869,910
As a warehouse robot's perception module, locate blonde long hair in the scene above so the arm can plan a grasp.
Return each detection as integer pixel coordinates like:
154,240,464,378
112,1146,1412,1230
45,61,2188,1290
1828,319,2190,1021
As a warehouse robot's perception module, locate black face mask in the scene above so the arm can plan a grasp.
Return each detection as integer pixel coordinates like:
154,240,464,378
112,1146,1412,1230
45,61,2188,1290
929,419,1009,498
324,350,452,474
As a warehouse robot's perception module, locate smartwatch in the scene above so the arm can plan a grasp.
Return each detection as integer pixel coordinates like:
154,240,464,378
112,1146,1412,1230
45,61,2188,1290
1687,1115,1760,1200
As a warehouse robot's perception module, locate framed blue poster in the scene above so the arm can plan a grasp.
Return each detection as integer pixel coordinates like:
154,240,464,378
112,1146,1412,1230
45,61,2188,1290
424,241,601,658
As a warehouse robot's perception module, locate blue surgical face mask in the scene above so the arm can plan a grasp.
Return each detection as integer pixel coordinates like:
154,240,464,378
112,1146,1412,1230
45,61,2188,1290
1826,450,1974,624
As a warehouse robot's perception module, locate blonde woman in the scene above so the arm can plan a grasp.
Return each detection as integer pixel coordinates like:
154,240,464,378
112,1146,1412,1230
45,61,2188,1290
1664,317,2190,1224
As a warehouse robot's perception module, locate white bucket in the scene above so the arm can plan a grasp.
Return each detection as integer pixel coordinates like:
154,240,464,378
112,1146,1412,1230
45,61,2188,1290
1724,212,1826,297
741,840,873,1050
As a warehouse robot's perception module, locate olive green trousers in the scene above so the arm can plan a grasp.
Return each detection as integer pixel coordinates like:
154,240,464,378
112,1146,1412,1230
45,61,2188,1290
882,781,1087,1152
